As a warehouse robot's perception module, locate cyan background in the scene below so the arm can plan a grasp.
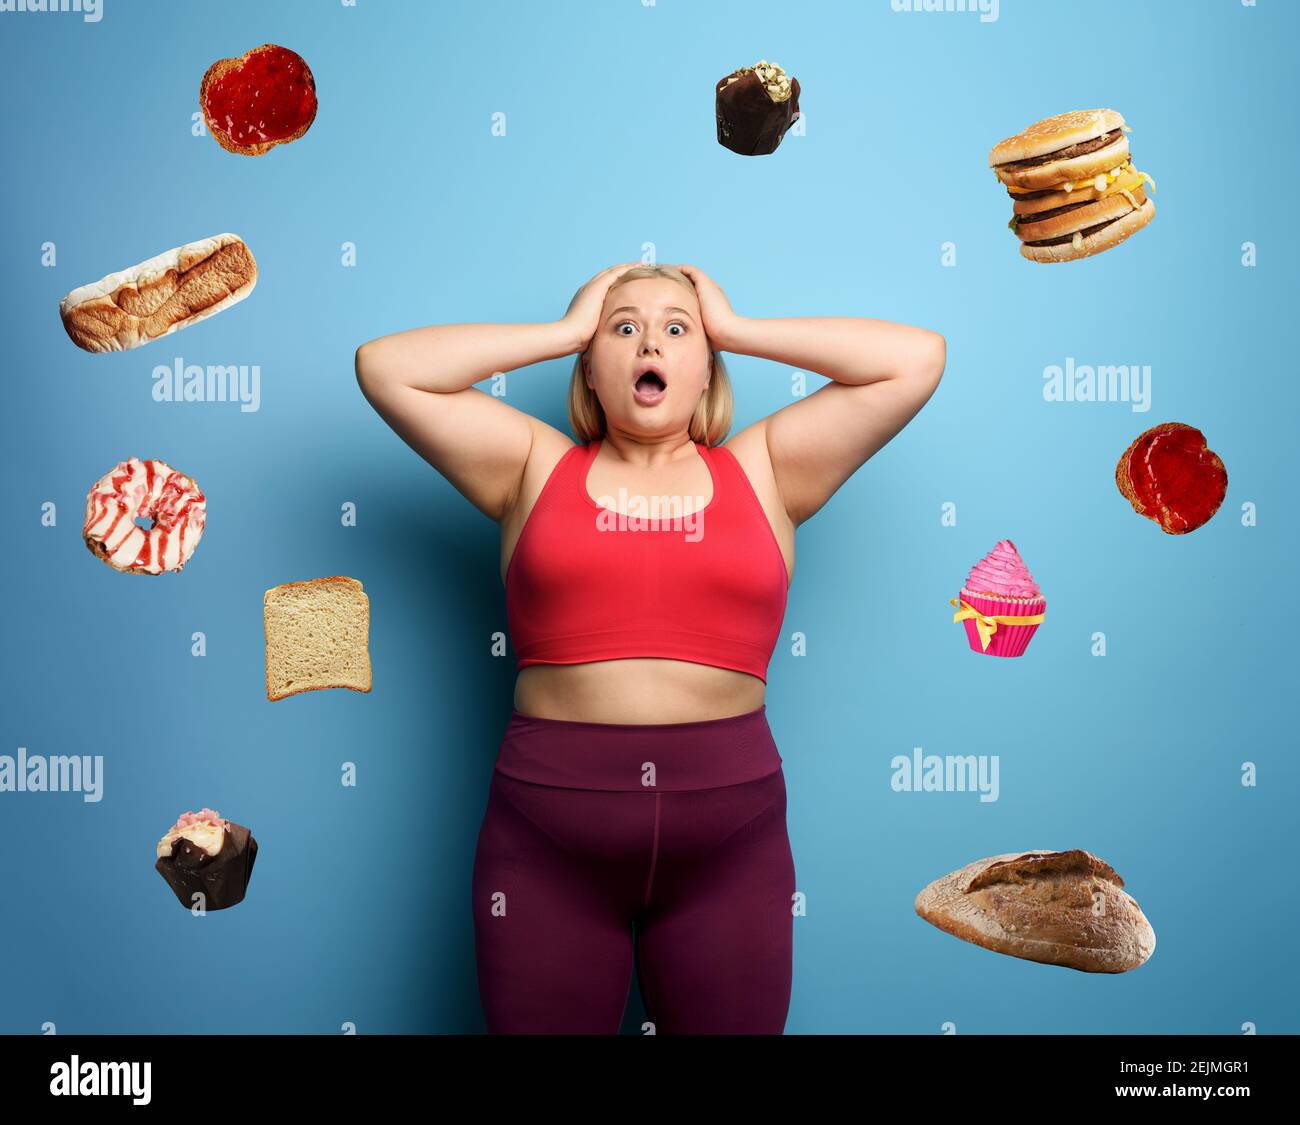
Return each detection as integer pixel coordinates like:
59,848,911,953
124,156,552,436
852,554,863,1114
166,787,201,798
1,0,1295,1034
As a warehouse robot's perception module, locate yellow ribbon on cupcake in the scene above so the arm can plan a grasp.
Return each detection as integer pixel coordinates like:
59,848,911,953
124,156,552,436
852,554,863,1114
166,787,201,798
950,597,1045,652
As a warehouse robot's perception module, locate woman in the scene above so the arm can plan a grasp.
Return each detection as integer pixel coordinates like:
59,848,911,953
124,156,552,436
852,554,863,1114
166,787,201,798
355,263,946,1034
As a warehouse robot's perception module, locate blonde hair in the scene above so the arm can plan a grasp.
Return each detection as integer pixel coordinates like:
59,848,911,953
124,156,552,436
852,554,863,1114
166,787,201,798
567,264,733,446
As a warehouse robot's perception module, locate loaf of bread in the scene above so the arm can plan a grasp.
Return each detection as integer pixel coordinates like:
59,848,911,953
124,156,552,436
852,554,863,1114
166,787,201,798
915,849,1156,973
59,234,257,353
264,576,372,702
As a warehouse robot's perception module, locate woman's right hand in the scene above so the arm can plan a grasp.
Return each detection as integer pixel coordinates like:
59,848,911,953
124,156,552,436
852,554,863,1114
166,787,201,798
559,262,642,353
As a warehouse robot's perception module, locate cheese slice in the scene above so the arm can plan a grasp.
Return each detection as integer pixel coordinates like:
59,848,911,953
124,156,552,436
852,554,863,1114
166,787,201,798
1011,163,1156,208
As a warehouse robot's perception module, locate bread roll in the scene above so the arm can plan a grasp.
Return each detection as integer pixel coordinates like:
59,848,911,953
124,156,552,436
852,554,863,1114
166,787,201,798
59,234,257,353
915,849,1156,972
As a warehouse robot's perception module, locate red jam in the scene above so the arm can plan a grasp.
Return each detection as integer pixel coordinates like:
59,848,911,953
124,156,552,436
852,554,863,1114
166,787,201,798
204,45,316,147
1128,424,1227,533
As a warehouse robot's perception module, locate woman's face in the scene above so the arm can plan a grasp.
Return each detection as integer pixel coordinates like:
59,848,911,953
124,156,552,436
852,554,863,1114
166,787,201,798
585,277,711,434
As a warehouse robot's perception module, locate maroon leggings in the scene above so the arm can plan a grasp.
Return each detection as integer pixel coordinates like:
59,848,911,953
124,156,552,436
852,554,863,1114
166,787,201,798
471,705,796,1034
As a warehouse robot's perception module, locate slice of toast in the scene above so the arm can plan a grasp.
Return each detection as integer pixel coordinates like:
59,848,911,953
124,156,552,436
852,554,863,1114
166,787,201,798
1115,421,1185,524
1115,421,1226,534
264,576,371,701
200,44,317,157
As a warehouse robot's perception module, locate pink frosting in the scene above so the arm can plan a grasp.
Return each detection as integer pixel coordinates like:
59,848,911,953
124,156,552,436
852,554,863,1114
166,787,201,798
963,539,1043,600
171,808,228,832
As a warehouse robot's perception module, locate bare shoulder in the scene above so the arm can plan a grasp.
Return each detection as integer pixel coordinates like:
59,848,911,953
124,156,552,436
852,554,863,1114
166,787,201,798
502,416,580,525
498,418,581,585
716,419,775,492
716,418,797,582
718,417,790,523
712,418,780,512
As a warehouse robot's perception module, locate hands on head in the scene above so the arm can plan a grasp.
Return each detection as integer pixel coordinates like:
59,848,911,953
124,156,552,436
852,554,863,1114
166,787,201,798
562,262,740,355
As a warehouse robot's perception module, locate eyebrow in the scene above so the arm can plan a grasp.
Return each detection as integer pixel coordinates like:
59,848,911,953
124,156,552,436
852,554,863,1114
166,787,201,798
606,306,696,323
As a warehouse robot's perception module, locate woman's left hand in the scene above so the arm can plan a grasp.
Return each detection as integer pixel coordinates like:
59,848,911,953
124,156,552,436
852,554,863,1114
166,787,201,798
673,264,744,352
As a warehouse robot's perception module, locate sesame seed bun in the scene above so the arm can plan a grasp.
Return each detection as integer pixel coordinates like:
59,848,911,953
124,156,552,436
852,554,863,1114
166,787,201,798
989,108,1127,165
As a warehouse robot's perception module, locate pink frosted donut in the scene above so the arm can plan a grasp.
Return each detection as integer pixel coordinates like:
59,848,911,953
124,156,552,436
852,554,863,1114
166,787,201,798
83,457,206,574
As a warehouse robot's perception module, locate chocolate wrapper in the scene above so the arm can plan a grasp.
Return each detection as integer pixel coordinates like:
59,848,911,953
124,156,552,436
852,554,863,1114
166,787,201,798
156,820,258,911
715,65,800,156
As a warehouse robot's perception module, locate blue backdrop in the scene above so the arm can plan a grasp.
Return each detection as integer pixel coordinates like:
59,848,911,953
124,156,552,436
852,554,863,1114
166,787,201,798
1,0,1296,1034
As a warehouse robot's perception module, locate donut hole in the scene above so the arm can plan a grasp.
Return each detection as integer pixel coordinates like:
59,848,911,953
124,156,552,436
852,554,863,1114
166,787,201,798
134,516,155,530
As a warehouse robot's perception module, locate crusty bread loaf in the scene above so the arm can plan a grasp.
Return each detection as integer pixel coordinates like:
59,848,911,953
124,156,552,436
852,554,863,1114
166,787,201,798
1021,198,1155,263
264,577,372,702
915,849,1156,973
60,234,257,353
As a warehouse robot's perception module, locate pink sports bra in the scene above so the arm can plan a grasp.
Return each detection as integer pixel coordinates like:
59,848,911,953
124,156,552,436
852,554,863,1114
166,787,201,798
505,439,790,682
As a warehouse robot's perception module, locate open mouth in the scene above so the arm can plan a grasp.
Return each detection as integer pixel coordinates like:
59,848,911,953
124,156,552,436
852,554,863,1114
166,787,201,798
634,366,667,395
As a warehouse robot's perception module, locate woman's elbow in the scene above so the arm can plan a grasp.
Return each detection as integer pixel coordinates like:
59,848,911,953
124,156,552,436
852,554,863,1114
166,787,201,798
918,331,946,388
354,340,382,390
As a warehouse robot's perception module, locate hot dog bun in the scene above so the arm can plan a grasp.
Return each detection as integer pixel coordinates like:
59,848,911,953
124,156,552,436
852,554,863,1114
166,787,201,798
59,234,258,353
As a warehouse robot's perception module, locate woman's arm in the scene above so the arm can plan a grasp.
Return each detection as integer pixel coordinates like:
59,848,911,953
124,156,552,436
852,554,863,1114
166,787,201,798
717,314,945,391
355,320,580,523
355,264,638,523
727,314,946,526
355,321,580,397
673,263,946,528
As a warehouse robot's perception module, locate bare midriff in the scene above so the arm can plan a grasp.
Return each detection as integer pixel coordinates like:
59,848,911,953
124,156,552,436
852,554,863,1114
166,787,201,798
513,659,765,724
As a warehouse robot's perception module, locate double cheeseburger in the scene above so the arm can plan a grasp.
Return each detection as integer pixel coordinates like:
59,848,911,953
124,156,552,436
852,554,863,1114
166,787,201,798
990,109,1157,263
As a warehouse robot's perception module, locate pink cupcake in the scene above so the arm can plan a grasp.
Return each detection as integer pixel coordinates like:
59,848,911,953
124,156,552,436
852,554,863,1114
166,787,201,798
951,540,1046,657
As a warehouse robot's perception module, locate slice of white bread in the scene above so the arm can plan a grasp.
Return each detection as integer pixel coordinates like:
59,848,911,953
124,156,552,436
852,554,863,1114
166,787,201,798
264,576,372,701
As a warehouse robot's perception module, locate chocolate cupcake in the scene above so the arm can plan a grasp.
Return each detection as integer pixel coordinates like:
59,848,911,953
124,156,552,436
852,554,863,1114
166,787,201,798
155,808,258,911
715,59,800,156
